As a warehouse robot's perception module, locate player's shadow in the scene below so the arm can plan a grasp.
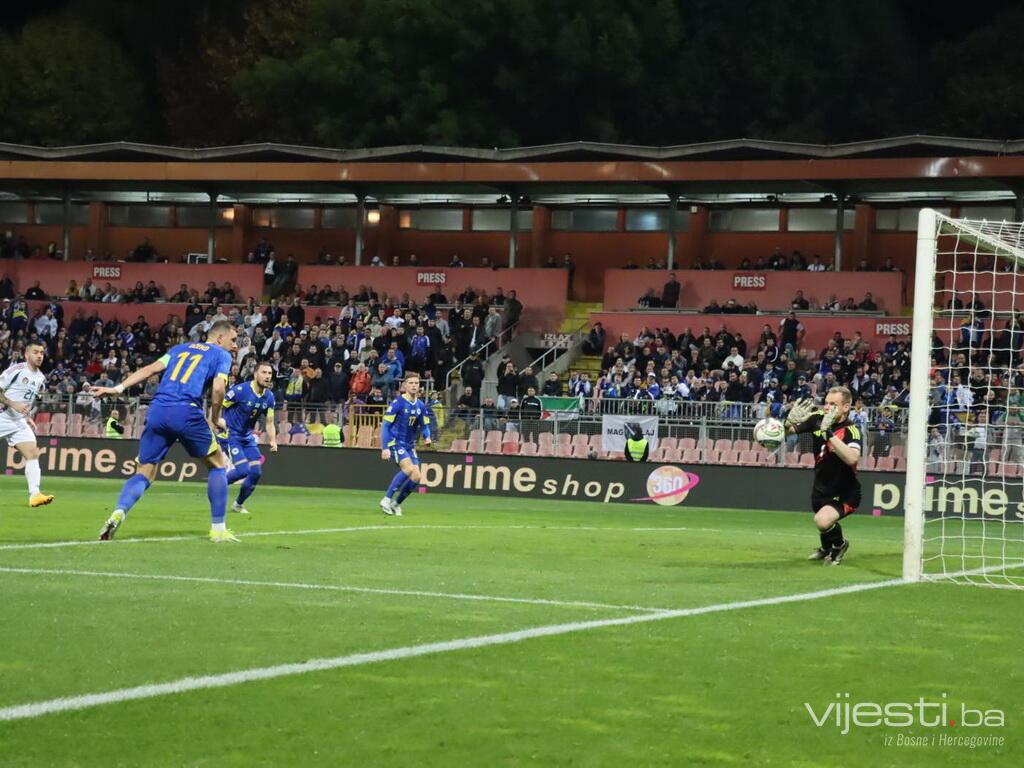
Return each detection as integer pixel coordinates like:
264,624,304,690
725,551,902,579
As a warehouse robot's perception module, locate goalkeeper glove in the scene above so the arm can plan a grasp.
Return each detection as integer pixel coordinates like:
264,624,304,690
785,398,815,430
820,407,837,435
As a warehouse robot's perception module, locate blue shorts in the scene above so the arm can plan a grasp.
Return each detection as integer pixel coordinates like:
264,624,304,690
389,445,420,466
226,434,262,464
137,404,217,465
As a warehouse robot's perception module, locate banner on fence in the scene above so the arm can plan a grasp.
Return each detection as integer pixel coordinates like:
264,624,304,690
601,415,659,453
539,396,582,421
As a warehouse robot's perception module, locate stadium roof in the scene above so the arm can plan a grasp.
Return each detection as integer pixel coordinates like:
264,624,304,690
3,135,1024,205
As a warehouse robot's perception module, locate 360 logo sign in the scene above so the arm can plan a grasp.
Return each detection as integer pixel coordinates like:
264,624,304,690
641,466,701,506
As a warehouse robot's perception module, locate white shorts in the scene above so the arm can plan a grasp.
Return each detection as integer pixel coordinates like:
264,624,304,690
0,415,36,447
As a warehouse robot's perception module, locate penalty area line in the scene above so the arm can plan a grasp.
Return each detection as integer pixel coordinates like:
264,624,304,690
0,576,910,723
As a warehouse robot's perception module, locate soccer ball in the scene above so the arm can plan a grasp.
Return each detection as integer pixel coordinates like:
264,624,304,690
753,417,785,449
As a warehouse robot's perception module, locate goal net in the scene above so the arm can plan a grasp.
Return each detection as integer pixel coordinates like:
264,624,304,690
904,209,1024,587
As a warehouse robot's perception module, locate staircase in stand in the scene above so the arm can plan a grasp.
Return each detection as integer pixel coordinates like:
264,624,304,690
559,301,603,378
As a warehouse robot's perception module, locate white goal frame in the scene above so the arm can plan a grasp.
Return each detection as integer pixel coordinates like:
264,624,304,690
904,208,1024,584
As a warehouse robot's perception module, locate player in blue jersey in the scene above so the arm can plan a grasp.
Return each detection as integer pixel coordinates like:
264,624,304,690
88,321,239,542
221,361,278,515
379,373,433,516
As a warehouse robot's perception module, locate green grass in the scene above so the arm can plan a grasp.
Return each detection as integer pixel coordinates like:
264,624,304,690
0,476,1019,766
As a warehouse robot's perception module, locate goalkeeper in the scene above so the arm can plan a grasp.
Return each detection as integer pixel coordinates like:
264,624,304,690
784,386,862,565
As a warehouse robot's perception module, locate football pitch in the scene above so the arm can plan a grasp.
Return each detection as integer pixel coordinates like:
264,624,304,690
0,477,1018,766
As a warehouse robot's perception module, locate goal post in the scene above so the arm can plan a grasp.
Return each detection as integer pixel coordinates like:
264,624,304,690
905,208,1024,587
903,208,937,582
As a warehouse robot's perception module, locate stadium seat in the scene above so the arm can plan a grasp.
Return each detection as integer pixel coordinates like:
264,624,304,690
342,425,352,443
713,438,733,454
519,443,538,456
555,433,571,447
291,434,308,446
538,432,555,446
799,453,815,468
502,442,521,455
484,440,503,454
875,457,896,471
50,414,66,434
733,439,751,453
717,449,739,465
450,439,468,453
467,439,484,453
571,434,589,448
281,422,293,435
863,456,876,471
35,423,50,436
556,445,573,458
34,412,51,425
681,448,701,464
485,430,503,443
131,424,144,439
571,445,590,459
737,450,759,466
307,434,323,447
588,434,603,450
659,437,677,451
895,457,907,472
679,437,697,451
649,447,667,463
69,413,84,426
663,448,683,463
891,445,906,459
68,423,84,438
83,424,100,438
537,444,554,457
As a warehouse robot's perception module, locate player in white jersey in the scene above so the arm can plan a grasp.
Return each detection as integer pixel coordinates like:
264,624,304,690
0,342,55,507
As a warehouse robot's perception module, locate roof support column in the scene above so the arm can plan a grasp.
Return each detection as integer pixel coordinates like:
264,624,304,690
508,194,519,268
354,194,366,266
61,187,71,261
667,193,679,270
207,192,218,263
833,195,846,271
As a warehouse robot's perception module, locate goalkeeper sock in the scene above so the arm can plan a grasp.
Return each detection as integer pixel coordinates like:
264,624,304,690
226,465,248,485
208,468,228,525
395,476,419,504
386,470,408,499
820,523,844,550
115,474,150,515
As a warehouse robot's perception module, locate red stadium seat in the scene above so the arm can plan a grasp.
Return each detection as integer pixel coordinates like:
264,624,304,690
290,434,308,447
467,439,484,453
894,457,907,472
717,449,739,465
649,447,667,463
733,439,751,453
555,433,571,447
713,439,733,454
519,442,538,456
681,448,701,464
277,433,291,446
737,450,759,466
556,445,573,458
307,434,323,447
571,444,590,459
35,423,50,436
875,457,895,471
658,437,677,451
799,453,815,468
538,432,554,446
588,434,604,450
679,437,697,451
502,442,521,455
662,448,683,463
537,444,554,457
485,430,503,443
863,456,876,471
449,439,468,453
34,412,51,425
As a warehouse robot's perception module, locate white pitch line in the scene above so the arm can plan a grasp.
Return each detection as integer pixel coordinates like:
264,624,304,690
0,522,828,552
0,566,669,613
0,576,907,723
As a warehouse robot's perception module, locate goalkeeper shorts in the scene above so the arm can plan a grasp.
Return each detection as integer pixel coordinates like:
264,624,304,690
811,490,860,518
